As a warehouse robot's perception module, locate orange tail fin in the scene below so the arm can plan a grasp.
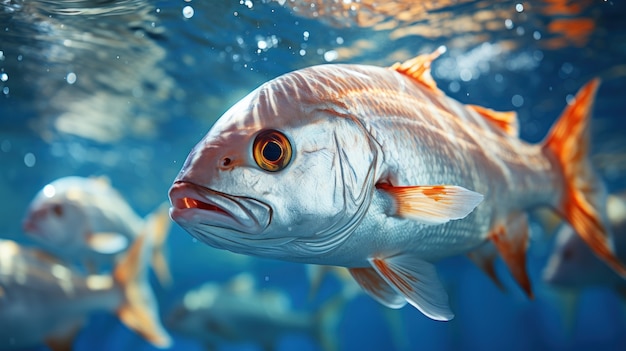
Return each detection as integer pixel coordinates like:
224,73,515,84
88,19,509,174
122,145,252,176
543,78,626,277
114,231,172,348
144,203,173,287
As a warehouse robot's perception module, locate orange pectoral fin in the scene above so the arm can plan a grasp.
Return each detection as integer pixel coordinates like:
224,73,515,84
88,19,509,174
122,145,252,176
489,212,533,299
378,184,483,225
368,255,454,321
349,267,407,309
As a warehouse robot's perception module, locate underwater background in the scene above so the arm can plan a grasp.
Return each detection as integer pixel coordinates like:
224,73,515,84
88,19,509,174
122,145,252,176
2,0,626,350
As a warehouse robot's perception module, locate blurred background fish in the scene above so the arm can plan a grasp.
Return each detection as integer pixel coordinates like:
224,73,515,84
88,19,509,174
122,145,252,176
0,232,171,350
22,176,172,285
2,0,626,350
166,272,347,351
543,191,626,289
532,190,626,337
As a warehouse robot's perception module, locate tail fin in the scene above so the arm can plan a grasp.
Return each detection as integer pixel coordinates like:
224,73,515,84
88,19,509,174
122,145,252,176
313,283,355,351
144,203,173,287
113,230,172,348
543,78,626,277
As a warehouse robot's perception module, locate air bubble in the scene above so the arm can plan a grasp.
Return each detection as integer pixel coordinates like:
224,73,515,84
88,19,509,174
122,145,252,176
182,6,194,19
24,153,36,167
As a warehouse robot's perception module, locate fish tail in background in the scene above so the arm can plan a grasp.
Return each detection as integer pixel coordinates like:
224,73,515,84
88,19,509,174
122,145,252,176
314,280,358,351
306,265,362,302
144,203,173,287
113,229,172,348
306,264,332,302
543,78,626,277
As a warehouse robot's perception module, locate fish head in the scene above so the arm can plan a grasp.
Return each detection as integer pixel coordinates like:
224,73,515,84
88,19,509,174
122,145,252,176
542,224,617,287
169,67,379,259
23,179,91,250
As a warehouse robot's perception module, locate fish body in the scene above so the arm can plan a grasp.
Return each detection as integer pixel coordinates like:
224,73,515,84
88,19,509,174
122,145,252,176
169,48,623,320
167,273,340,351
0,240,120,348
23,176,171,284
0,236,171,349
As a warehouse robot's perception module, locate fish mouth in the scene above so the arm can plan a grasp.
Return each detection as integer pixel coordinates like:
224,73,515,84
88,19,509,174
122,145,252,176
174,197,230,216
169,181,271,236
22,217,38,235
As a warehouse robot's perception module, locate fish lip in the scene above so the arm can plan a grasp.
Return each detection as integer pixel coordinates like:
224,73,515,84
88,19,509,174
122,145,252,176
168,180,270,235
22,209,44,236
22,217,37,234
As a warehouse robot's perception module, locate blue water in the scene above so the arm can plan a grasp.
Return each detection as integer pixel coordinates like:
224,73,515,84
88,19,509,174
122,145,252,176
2,1,626,350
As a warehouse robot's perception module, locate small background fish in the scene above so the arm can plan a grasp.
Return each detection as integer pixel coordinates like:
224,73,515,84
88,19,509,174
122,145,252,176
539,191,626,328
0,232,171,350
166,272,350,351
23,175,172,284
1,0,626,350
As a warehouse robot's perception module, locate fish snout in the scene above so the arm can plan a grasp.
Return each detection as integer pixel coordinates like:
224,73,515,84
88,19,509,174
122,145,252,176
22,216,37,234
168,181,271,235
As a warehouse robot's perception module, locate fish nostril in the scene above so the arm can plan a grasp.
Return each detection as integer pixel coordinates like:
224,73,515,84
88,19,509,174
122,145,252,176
219,157,233,170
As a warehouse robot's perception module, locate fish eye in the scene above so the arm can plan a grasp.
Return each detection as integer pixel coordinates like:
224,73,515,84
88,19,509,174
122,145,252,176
253,129,292,172
562,247,573,261
52,204,64,217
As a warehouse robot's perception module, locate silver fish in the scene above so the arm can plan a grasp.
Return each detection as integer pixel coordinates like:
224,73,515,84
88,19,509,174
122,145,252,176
23,176,171,284
0,233,171,349
166,273,343,351
169,47,624,320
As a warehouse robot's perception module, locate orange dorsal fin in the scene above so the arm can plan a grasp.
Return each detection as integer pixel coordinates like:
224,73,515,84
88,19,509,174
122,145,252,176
390,46,446,94
467,104,520,137
489,212,533,298
377,183,483,225
543,78,626,278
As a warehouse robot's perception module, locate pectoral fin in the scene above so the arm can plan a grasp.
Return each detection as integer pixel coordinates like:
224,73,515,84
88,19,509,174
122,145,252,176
349,267,407,309
368,254,454,321
86,232,129,254
378,184,483,225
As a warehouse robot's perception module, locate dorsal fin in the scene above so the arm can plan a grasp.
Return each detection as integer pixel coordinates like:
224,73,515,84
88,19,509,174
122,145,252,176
90,175,111,186
467,104,520,137
390,46,446,94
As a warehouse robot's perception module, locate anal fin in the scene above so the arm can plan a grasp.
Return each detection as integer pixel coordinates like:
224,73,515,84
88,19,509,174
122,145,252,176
489,212,533,298
467,242,506,292
368,254,453,321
